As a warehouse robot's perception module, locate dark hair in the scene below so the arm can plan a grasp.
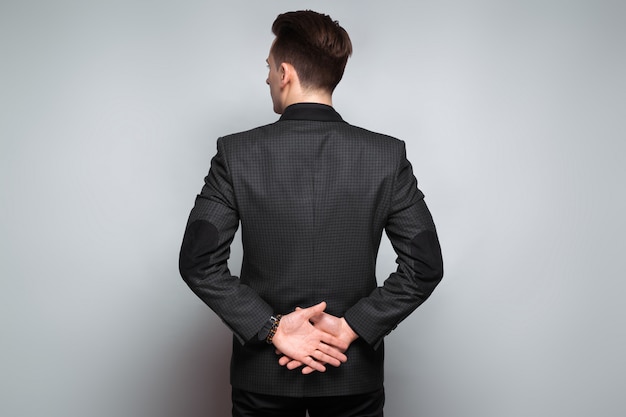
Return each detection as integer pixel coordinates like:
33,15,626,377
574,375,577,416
271,10,353,92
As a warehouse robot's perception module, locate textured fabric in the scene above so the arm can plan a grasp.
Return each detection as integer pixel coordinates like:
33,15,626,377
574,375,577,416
232,387,385,417
179,103,443,397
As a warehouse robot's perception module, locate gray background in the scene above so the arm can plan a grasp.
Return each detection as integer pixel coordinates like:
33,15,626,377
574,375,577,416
1,0,624,416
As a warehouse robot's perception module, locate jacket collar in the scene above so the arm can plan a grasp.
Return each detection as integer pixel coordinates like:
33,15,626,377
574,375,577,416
278,103,345,123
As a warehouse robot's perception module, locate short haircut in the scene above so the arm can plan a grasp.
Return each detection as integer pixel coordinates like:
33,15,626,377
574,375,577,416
271,10,353,93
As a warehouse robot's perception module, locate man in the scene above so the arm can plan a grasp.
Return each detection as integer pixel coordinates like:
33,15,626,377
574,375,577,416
179,10,443,417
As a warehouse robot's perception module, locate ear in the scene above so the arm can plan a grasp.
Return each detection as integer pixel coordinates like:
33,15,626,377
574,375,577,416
279,62,296,87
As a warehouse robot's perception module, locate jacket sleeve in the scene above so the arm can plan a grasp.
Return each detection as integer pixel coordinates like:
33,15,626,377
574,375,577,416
344,143,444,349
179,138,273,344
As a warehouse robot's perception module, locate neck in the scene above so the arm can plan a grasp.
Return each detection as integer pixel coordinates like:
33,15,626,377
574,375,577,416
283,88,333,110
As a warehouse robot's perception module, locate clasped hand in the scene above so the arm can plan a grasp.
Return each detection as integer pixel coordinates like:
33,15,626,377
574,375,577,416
271,301,358,374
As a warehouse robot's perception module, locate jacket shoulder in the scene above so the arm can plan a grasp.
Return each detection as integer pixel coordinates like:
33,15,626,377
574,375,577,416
340,123,408,158
216,120,407,158
217,122,277,144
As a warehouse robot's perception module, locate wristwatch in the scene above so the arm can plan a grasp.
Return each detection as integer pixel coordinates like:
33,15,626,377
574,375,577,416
257,315,282,344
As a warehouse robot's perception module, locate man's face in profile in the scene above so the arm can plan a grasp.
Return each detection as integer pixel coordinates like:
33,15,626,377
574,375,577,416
266,45,284,114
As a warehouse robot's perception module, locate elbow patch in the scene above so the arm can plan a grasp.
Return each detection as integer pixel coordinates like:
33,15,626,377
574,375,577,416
410,230,444,280
179,220,220,274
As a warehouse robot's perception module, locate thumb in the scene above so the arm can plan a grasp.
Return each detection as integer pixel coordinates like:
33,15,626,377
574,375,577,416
302,301,327,318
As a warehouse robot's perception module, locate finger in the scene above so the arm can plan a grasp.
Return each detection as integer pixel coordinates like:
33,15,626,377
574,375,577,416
301,301,327,319
308,311,326,325
317,331,349,351
279,356,303,367
303,356,326,373
316,342,348,363
311,349,343,367
292,356,327,369
286,356,320,371
301,366,316,375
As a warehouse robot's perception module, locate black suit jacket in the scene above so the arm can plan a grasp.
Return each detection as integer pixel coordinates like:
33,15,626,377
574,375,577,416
179,103,443,397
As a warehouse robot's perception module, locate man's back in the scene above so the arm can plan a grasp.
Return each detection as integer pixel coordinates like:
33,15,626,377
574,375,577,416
182,103,441,396
226,106,403,313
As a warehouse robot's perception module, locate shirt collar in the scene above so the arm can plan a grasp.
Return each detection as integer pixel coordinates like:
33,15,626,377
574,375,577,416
278,103,345,123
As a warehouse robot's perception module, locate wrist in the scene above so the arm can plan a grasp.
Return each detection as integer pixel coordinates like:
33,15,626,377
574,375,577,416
265,314,283,344
341,318,359,343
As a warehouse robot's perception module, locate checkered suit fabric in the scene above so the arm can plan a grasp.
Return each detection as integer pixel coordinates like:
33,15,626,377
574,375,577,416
180,104,443,396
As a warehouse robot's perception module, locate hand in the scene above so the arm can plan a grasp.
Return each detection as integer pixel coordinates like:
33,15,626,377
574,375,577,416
277,309,359,374
270,301,349,373
310,312,359,347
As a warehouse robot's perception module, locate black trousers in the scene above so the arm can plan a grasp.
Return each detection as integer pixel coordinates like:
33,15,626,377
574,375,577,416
232,387,385,417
